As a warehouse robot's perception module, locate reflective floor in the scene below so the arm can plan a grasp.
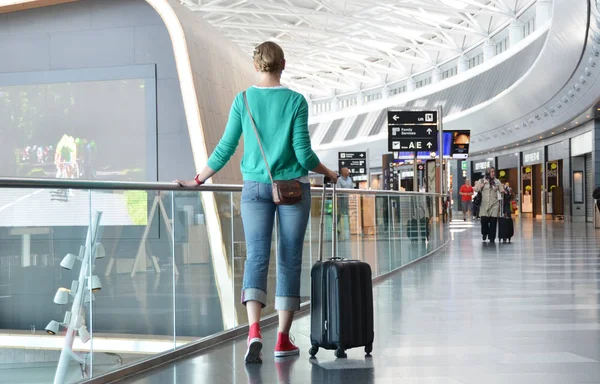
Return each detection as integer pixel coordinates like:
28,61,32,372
120,218,600,384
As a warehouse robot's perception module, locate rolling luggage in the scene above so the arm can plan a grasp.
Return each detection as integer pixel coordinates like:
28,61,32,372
309,182,374,358
407,200,429,242
498,200,514,243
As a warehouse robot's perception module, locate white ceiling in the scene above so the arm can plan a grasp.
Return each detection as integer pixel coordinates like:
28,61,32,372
180,0,534,98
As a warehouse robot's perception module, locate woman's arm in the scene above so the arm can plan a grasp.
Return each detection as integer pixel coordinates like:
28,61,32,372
176,95,242,187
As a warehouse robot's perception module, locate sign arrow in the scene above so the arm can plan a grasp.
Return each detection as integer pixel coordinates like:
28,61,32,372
427,128,432,135
393,115,399,121
427,142,433,148
360,153,364,157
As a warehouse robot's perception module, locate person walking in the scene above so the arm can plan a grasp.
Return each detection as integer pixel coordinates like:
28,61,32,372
176,41,338,364
459,179,474,221
474,167,503,243
336,168,353,240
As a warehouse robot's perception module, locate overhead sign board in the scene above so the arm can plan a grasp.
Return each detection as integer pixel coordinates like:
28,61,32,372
522,149,543,165
387,111,438,152
473,160,492,171
338,151,367,181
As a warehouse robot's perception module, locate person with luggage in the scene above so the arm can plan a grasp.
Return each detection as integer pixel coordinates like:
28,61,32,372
474,167,504,243
336,167,353,241
459,179,474,221
503,182,513,218
176,41,339,363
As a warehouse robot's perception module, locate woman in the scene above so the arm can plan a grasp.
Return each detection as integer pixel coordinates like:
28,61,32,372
176,41,338,363
474,167,503,243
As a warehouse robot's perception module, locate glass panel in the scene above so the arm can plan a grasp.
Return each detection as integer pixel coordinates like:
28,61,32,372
88,189,175,379
173,190,231,344
0,187,93,383
0,182,450,382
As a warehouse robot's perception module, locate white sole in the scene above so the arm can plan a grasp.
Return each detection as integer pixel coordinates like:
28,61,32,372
274,349,300,358
245,339,263,364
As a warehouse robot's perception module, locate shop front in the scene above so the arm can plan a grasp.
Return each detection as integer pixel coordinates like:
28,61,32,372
521,148,544,218
570,131,593,222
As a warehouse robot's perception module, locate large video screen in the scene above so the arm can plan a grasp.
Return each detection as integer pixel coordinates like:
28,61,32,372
0,78,151,181
0,67,157,227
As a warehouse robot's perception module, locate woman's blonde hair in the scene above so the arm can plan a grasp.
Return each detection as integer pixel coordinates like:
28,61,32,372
253,42,285,73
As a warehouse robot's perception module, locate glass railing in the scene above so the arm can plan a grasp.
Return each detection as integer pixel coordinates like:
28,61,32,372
0,178,448,383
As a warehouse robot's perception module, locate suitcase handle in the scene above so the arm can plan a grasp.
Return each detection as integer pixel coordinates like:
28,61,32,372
318,180,337,263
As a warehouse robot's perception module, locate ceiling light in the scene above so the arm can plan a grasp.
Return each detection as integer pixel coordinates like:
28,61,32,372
528,140,531,142
94,243,106,259
564,127,567,130
88,275,102,292
587,116,590,118
60,253,76,270
45,320,60,335
575,122,579,124
53,288,70,305
552,132,555,134
78,326,90,344
539,136,543,139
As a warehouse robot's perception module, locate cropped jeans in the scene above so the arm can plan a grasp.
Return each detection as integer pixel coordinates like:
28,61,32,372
240,181,311,311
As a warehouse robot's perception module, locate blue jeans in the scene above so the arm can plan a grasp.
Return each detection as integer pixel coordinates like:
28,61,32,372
240,181,311,311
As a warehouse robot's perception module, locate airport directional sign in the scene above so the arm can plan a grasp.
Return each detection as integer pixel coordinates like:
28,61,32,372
388,111,438,152
338,151,367,181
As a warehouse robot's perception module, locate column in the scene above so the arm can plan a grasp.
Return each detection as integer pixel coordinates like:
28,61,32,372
357,91,365,106
509,19,524,47
457,55,469,73
431,68,441,84
483,39,495,62
381,86,389,100
536,0,552,25
331,97,340,112
406,77,416,92
594,119,600,227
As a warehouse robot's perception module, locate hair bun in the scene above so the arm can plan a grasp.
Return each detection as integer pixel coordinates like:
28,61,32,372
254,42,285,73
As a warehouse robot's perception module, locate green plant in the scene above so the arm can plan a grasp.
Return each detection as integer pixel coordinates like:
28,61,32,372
124,190,148,226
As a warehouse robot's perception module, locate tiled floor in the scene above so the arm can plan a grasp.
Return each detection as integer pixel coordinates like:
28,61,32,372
119,218,600,384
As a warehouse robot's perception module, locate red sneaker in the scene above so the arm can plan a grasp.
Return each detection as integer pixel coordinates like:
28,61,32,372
245,323,263,364
274,332,300,357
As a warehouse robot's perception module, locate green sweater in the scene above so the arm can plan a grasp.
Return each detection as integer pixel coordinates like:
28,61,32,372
207,86,320,183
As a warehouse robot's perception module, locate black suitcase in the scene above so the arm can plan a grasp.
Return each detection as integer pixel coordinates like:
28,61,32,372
309,182,374,358
407,200,429,242
498,202,514,243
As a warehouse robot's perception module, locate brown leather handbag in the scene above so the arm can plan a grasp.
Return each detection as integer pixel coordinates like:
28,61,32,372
243,92,303,205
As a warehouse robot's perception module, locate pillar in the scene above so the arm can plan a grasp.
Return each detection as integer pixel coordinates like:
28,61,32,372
536,0,552,25
431,68,441,84
483,39,495,62
357,91,365,106
406,77,416,92
457,55,468,73
381,86,389,100
509,19,524,47
594,119,600,227
331,97,340,112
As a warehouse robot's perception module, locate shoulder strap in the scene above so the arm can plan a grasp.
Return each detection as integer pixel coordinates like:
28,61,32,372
243,91,274,183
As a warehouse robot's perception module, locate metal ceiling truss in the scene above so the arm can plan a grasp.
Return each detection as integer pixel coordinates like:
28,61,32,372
181,0,535,98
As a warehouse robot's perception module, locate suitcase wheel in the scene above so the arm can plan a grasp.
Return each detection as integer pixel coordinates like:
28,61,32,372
334,348,347,358
365,344,373,357
309,346,319,357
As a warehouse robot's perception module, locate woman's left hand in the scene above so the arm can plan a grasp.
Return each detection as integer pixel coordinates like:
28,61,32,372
175,179,200,188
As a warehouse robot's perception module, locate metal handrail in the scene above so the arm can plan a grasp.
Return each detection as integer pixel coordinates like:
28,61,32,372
0,177,445,197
